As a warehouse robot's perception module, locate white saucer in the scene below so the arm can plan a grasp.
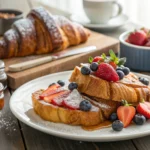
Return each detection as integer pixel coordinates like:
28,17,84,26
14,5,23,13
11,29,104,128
70,14,129,31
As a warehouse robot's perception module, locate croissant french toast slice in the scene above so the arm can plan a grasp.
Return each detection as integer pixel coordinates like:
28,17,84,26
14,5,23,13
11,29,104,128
32,90,105,126
69,67,150,103
119,72,147,88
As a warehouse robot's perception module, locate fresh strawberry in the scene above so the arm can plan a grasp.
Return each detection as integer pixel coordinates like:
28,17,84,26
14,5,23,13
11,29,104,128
140,27,149,34
117,100,136,128
92,56,103,63
44,90,69,103
137,101,150,119
128,30,147,46
125,39,129,43
109,61,117,69
94,63,119,82
39,84,60,99
62,89,83,110
51,91,70,106
145,40,150,47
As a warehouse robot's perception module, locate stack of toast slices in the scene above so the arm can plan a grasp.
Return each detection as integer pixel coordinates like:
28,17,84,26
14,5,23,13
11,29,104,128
32,66,150,127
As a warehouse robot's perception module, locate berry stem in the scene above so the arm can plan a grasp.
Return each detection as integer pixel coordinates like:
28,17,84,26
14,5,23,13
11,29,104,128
121,100,132,106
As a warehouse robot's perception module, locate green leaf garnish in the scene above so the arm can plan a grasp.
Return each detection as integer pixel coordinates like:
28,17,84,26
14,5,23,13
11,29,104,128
101,53,107,60
117,57,126,66
89,56,93,63
121,100,132,106
109,50,116,61
109,50,119,64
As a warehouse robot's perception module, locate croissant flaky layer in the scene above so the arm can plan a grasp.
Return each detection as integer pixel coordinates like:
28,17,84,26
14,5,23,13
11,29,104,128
69,67,150,103
0,7,90,58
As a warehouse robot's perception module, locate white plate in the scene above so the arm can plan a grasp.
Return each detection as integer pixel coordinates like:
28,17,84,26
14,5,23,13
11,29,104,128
10,71,150,142
70,14,129,31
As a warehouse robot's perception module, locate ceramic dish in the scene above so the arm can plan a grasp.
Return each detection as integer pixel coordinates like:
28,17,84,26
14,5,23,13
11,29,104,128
119,31,150,71
0,9,23,35
10,71,150,142
70,14,129,31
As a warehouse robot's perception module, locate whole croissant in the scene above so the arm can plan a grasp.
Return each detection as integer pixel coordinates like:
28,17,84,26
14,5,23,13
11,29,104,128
0,7,90,58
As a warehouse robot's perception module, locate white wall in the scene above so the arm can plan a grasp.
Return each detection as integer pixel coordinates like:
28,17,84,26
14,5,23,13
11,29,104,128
1,0,150,26
0,0,30,15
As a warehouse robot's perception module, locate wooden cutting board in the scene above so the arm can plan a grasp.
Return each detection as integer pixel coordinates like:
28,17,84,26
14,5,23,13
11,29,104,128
4,30,119,89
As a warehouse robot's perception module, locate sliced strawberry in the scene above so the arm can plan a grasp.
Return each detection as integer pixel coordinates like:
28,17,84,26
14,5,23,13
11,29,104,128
109,61,117,69
137,101,150,119
44,90,69,103
39,84,60,99
94,63,119,82
92,56,103,63
117,100,136,128
51,91,70,106
62,99,80,110
62,89,83,110
128,30,147,46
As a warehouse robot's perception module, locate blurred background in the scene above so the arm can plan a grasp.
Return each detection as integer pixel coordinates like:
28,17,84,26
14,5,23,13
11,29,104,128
0,0,150,26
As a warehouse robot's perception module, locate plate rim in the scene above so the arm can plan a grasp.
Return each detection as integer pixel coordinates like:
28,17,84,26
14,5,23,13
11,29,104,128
10,70,150,142
70,14,129,29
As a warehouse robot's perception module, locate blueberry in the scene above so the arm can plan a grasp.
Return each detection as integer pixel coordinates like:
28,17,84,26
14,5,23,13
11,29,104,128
133,114,146,125
79,100,92,111
117,70,125,80
90,62,98,71
81,66,91,75
139,77,149,85
109,113,118,122
112,120,124,131
68,82,78,90
116,67,123,71
49,83,55,87
57,80,65,86
122,67,130,75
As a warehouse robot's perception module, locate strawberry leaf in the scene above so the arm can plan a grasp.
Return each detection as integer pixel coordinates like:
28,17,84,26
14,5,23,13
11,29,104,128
89,56,93,63
101,53,107,60
117,57,126,66
109,50,116,61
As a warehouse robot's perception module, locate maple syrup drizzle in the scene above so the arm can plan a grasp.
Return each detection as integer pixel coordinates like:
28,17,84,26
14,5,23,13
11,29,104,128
82,121,112,131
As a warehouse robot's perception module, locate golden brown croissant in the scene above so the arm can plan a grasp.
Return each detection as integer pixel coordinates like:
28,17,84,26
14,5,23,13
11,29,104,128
0,7,90,58
69,67,150,103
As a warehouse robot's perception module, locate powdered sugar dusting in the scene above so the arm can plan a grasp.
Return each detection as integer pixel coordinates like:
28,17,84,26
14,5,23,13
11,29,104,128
0,111,17,134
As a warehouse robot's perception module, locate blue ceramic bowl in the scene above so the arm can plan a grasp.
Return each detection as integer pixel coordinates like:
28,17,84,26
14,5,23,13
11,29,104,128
119,31,150,71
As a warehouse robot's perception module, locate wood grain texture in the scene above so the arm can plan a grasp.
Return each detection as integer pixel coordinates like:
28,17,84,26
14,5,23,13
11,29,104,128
3,30,119,89
132,136,150,150
94,141,137,150
0,89,25,150
19,122,96,150
19,122,137,150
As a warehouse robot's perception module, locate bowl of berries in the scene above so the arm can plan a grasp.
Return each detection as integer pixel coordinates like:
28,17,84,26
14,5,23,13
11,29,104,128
119,28,150,71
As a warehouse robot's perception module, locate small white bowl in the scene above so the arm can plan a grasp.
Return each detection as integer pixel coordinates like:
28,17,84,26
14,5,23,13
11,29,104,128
119,31,150,71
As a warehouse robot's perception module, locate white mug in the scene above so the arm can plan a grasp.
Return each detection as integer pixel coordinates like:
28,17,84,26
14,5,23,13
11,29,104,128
83,0,123,24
